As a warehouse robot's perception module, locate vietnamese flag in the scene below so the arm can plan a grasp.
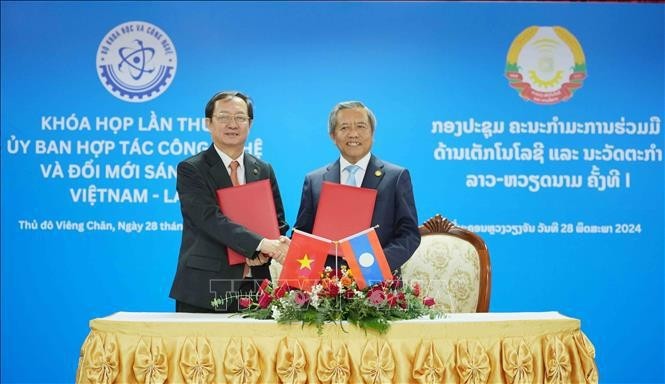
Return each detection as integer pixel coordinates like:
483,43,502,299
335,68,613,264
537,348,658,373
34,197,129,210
339,227,392,290
278,229,331,290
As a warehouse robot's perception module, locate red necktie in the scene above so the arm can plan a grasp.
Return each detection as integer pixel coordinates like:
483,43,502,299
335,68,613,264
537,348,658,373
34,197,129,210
229,160,240,186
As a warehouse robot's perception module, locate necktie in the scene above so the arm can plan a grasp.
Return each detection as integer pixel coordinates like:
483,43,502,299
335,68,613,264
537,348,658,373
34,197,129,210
229,160,250,277
344,164,360,187
229,160,240,186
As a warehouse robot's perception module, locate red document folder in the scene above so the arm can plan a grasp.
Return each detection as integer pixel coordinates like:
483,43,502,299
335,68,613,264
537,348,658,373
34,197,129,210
216,179,280,265
312,181,377,255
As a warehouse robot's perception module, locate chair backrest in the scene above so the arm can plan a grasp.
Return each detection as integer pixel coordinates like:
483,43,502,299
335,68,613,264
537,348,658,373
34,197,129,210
400,214,491,312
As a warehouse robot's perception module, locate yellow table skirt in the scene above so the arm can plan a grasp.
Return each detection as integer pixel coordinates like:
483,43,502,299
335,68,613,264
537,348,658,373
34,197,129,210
76,312,598,384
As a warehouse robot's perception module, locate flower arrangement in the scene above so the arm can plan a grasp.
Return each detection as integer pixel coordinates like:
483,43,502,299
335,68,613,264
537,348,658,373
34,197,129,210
211,266,442,334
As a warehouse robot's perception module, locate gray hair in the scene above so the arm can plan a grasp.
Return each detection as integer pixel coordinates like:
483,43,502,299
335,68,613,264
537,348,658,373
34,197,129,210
328,101,377,134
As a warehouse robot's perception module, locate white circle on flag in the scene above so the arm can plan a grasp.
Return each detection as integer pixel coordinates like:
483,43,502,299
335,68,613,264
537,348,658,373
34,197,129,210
358,252,375,267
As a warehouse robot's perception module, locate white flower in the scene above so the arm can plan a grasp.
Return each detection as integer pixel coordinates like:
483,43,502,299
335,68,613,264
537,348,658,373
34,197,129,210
271,306,282,319
310,293,320,308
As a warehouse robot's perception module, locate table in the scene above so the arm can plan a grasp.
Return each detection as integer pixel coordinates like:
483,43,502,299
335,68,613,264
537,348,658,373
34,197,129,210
76,311,598,383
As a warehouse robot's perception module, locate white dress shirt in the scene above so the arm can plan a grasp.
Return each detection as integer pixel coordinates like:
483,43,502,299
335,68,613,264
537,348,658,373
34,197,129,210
214,146,246,185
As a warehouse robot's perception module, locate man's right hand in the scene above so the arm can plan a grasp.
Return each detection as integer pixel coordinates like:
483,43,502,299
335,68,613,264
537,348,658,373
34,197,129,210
259,236,290,263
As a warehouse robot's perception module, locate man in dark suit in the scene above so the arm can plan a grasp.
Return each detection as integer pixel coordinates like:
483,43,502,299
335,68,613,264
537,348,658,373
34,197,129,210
294,101,420,272
170,91,289,312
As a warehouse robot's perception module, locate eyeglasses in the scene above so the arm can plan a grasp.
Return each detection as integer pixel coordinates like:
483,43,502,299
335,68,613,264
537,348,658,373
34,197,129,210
212,113,250,125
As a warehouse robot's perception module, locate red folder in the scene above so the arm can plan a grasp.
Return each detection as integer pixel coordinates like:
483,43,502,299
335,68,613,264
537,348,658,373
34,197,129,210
216,179,280,265
312,181,377,255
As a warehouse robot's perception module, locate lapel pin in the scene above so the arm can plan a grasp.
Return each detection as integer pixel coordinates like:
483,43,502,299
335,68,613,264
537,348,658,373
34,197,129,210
375,170,382,177
252,168,259,175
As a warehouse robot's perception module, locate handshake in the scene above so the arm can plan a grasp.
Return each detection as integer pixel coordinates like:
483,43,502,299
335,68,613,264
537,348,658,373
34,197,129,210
248,236,291,266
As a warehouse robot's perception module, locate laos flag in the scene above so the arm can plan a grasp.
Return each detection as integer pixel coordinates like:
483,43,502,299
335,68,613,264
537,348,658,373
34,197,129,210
338,228,392,290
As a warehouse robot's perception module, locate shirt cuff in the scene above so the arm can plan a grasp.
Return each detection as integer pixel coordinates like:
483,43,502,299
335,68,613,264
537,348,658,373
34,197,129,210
256,238,265,252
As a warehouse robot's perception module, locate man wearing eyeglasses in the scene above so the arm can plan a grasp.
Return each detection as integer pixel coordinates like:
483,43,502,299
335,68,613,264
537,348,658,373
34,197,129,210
294,100,420,273
170,91,290,313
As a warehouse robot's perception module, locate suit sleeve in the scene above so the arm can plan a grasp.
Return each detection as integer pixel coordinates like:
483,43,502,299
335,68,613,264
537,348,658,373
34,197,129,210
177,161,262,258
293,176,315,234
267,164,290,236
383,169,421,271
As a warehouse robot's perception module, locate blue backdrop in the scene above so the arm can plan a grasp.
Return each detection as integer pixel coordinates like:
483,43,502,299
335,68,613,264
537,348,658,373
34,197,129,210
2,2,663,383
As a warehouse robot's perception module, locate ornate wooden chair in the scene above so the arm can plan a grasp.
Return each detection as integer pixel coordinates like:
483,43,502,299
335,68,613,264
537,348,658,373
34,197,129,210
400,214,491,312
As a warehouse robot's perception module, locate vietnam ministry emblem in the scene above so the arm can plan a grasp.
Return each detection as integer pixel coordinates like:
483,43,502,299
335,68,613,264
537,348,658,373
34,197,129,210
96,21,177,102
505,26,586,105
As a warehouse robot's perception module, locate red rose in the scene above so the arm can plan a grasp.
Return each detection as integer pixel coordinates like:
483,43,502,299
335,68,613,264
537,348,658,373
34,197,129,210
397,292,407,309
327,283,340,296
412,282,421,297
423,296,436,307
368,289,387,306
344,290,356,299
238,297,252,309
386,293,398,308
258,292,273,309
369,285,384,295
294,291,310,307
390,277,403,289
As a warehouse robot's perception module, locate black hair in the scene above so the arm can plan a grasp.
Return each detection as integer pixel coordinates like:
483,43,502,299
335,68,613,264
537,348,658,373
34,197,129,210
204,91,254,120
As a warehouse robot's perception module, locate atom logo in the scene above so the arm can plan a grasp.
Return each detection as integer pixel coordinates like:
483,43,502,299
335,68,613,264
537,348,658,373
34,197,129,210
96,21,177,103
118,40,155,80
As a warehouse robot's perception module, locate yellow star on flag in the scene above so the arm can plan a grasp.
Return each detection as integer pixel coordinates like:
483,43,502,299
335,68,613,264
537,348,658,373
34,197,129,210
297,254,314,270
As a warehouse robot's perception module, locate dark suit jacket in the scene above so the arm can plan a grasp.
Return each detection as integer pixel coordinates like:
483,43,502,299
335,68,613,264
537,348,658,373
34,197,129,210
169,144,289,309
294,154,420,272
